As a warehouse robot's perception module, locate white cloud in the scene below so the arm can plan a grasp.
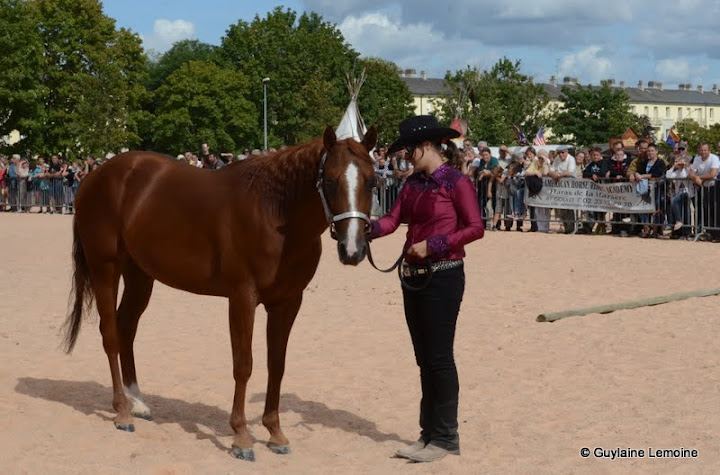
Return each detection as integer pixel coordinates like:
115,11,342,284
141,19,196,53
299,0,720,86
558,46,612,83
338,12,501,76
655,59,709,85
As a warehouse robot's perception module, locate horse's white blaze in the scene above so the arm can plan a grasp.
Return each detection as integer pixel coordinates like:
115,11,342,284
124,383,151,417
345,162,361,255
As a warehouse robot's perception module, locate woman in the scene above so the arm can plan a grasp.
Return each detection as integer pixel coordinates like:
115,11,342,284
525,148,551,232
631,143,667,238
369,115,484,463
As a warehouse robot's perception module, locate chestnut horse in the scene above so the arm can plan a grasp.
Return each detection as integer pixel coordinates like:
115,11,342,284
61,126,378,461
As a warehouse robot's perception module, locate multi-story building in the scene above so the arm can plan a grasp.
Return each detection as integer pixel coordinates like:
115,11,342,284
400,70,720,142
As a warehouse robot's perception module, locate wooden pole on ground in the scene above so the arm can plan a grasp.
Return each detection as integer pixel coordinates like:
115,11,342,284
536,288,720,323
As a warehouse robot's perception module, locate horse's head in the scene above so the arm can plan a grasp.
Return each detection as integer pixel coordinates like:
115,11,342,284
317,125,378,266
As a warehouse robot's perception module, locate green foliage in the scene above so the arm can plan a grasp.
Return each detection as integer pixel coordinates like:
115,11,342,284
28,0,149,157
147,40,218,91
0,0,45,152
219,7,358,146
151,61,257,154
549,82,638,147
675,119,720,152
435,58,549,145
357,58,415,146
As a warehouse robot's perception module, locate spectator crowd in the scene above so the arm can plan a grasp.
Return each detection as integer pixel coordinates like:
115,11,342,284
2,138,719,244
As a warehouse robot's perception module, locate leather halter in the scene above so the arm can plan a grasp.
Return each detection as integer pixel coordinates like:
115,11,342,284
315,151,371,240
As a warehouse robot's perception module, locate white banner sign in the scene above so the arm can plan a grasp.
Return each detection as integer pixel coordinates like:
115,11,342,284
525,178,656,213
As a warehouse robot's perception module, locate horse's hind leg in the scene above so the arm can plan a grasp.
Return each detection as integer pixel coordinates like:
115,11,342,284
91,261,134,431
118,260,154,421
262,294,302,455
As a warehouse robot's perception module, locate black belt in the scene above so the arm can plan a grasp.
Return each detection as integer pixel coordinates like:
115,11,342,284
401,259,463,278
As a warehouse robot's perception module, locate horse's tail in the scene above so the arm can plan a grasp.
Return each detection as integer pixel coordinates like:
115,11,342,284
62,218,94,354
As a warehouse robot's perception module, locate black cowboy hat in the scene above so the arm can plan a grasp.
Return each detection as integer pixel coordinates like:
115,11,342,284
388,115,460,154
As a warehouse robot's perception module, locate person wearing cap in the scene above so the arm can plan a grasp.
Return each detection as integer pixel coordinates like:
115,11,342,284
369,115,484,463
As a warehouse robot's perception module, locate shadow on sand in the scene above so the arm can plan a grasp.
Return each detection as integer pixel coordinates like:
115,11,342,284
15,378,410,453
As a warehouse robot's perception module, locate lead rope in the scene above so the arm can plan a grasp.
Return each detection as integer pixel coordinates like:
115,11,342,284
365,241,433,292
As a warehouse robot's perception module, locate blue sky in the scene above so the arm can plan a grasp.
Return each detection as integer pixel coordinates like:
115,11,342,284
103,0,720,88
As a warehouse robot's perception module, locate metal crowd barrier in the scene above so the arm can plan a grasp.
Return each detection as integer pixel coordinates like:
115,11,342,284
371,174,720,242
1,177,76,213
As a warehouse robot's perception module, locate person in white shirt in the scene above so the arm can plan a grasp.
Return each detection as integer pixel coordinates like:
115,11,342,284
690,143,720,240
549,146,577,233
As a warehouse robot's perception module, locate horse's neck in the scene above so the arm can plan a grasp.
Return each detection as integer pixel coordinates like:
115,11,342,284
278,145,328,237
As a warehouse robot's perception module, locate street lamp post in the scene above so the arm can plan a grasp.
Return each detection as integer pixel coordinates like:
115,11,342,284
262,77,270,151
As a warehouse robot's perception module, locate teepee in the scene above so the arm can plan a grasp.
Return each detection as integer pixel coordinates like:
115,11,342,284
335,69,367,141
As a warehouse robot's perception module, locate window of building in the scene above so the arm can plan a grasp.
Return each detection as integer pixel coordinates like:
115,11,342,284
644,106,649,115
653,106,658,118
665,107,670,118
711,108,715,119
678,107,683,118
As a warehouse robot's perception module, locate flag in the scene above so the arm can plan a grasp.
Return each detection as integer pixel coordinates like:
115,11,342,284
533,126,546,146
665,128,680,148
512,124,528,145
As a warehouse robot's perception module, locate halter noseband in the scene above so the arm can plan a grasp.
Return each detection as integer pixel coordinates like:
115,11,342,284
315,151,371,240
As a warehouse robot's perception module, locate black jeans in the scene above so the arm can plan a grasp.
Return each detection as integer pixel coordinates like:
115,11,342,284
401,264,464,451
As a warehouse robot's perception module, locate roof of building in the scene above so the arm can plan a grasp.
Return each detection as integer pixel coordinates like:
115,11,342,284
401,77,720,106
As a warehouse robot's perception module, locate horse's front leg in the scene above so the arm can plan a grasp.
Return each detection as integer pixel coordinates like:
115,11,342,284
228,288,257,461
262,294,302,455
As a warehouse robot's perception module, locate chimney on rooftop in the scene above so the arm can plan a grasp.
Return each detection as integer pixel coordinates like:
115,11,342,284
549,75,557,86
698,84,704,93
619,80,625,88
420,70,426,80
713,84,719,95
638,80,644,90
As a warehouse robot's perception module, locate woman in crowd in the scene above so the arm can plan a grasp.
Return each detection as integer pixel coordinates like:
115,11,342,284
369,115,484,463
525,147,551,232
631,143,667,238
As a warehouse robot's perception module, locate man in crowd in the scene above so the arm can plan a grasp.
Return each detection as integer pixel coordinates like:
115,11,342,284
549,145,576,233
690,143,720,240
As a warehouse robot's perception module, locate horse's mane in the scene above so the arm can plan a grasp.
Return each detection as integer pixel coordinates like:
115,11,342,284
225,139,326,220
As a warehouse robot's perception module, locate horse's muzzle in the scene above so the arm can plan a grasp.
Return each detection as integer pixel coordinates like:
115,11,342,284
337,237,367,266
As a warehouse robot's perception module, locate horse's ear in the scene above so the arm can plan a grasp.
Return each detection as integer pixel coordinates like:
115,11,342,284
323,126,336,151
362,126,378,152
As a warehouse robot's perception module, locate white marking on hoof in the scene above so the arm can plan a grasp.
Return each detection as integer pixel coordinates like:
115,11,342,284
124,383,152,419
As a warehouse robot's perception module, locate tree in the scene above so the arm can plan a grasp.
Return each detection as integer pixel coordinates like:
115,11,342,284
147,40,218,91
151,60,257,154
357,58,415,146
674,119,720,151
0,0,45,152
29,0,148,157
220,7,359,147
434,58,549,145
549,82,638,147
631,114,655,140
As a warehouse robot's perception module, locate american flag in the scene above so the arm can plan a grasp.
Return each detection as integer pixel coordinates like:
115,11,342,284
533,126,546,146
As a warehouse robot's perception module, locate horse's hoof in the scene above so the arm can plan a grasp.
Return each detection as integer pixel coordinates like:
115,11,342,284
132,412,153,421
268,443,291,455
114,422,135,432
231,447,255,462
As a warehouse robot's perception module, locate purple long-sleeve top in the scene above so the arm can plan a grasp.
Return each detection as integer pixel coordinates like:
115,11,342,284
370,163,484,264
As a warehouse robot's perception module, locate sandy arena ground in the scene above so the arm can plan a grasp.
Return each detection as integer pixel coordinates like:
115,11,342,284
1,213,719,474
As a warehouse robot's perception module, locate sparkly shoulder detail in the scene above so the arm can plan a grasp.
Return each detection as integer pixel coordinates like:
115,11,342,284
431,164,463,190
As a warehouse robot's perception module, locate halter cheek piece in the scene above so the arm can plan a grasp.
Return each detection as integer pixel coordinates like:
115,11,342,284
316,151,372,240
